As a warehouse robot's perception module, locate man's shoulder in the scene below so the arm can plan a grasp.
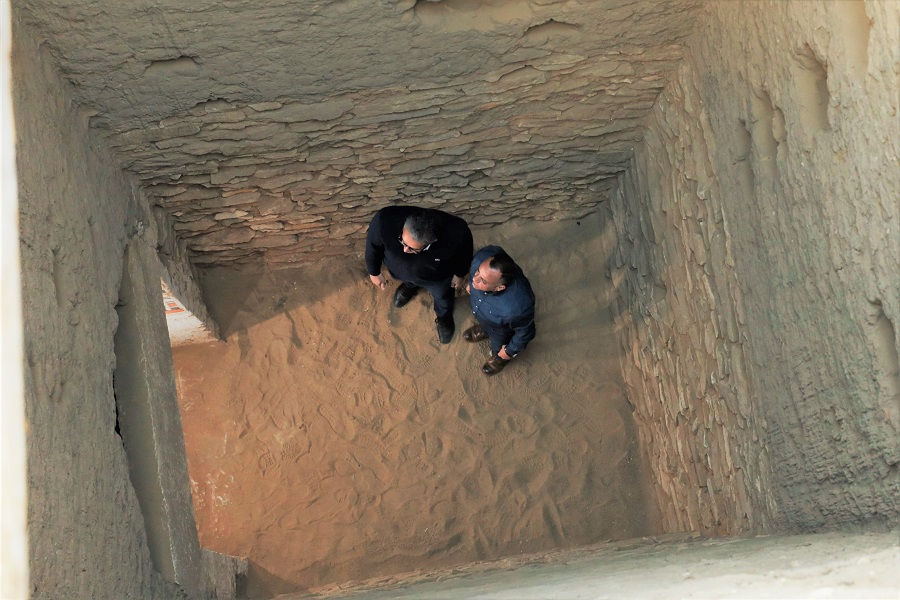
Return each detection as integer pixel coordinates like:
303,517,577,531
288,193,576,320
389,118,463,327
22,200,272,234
435,209,471,233
472,245,503,263
517,274,535,299
476,244,504,255
375,205,413,220
507,277,535,312
371,205,415,231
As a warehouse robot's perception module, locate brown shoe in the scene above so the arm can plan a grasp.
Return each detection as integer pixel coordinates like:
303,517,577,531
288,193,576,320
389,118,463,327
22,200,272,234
481,355,509,376
463,324,489,343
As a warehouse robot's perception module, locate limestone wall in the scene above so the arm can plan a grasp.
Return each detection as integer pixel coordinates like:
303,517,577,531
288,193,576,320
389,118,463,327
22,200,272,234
15,0,702,268
611,0,899,533
154,201,222,343
13,16,203,599
1,0,28,597
113,238,209,593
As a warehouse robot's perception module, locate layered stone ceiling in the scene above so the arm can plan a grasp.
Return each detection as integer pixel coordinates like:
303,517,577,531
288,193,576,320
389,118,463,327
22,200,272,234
19,0,700,266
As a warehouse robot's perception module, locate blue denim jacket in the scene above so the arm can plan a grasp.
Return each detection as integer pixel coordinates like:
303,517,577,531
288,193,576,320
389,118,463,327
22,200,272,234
468,245,536,355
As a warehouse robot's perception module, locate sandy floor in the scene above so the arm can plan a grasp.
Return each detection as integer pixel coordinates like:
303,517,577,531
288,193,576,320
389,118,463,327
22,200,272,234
279,531,900,599
173,213,655,598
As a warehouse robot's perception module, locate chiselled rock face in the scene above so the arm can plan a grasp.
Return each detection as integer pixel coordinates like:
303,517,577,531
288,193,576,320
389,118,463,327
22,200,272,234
19,0,700,266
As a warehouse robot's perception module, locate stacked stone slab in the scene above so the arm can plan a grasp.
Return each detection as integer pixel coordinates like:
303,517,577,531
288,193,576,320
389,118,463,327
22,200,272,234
18,0,701,266
610,0,899,534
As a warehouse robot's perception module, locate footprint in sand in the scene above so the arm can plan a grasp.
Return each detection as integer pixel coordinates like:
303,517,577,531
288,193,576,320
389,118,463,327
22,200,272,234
257,447,279,476
408,398,436,424
529,454,556,489
504,412,538,436
542,502,567,546
333,311,354,332
317,403,356,439
280,435,310,463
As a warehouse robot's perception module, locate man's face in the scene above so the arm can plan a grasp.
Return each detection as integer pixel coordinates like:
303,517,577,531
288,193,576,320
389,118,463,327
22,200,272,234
471,257,506,292
399,228,429,254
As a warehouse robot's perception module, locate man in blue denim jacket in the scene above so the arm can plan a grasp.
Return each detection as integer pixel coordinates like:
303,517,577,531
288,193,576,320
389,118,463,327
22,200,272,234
464,245,536,375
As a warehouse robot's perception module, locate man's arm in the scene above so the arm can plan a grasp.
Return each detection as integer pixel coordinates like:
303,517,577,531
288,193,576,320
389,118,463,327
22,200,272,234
502,311,536,357
365,210,385,276
451,221,474,278
365,211,388,288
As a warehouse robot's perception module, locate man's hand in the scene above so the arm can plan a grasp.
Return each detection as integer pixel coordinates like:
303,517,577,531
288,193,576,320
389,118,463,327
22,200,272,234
369,274,387,289
450,275,469,296
498,346,512,360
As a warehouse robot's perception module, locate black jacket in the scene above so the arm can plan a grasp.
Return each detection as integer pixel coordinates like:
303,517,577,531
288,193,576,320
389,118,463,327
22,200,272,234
365,206,473,285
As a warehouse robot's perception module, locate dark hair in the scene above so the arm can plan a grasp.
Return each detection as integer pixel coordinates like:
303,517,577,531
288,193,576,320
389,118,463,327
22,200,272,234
488,252,521,286
403,210,438,245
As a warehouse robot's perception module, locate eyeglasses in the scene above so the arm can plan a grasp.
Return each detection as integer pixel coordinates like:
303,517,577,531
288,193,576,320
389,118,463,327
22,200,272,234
398,236,431,254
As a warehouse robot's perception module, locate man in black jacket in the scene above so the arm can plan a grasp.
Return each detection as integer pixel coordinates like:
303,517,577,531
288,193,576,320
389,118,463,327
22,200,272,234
365,205,473,343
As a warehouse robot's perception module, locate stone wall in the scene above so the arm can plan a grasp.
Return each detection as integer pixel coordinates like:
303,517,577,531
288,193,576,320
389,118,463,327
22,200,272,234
1,0,28,597
154,199,222,343
611,0,899,534
109,72,654,267
113,238,208,592
16,0,702,268
13,16,206,599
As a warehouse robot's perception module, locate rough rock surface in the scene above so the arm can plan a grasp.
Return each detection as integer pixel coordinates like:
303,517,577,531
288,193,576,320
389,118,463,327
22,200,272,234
13,17,208,600
610,0,899,534
113,238,208,592
279,530,900,599
18,0,701,266
156,202,222,341
11,0,900,597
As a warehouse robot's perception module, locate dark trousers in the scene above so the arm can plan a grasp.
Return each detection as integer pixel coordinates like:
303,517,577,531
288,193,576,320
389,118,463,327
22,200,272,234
476,319,513,355
422,280,455,319
393,274,455,320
